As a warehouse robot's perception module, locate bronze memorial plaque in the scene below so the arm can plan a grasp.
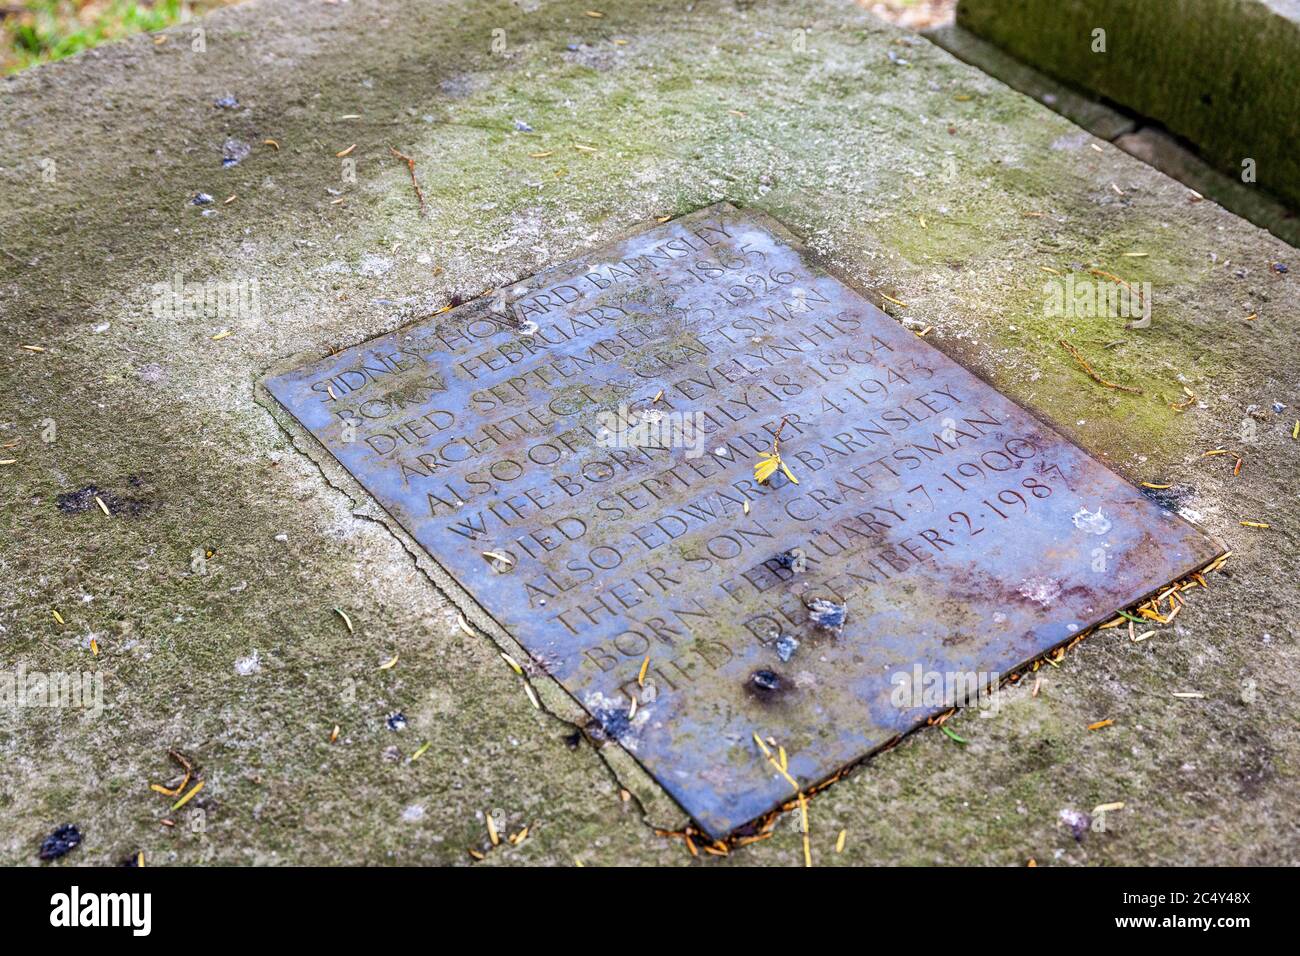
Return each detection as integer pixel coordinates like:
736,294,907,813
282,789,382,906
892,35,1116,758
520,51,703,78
264,204,1222,838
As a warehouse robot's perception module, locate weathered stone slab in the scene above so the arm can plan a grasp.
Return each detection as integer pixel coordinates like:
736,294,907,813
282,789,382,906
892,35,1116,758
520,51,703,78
264,203,1221,838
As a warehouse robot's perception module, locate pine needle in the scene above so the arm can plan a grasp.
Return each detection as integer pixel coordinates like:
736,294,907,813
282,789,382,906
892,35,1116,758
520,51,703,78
170,780,205,811
1059,339,1142,393
940,725,967,744
388,146,427,215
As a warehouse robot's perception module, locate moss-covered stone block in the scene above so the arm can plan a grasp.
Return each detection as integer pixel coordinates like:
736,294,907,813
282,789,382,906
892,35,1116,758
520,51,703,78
958,0,1300,209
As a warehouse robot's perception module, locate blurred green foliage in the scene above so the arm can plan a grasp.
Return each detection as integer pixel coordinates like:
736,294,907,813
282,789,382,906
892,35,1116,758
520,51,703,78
2,1,232,74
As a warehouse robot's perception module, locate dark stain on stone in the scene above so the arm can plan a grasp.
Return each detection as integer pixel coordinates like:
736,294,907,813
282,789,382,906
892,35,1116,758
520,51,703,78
38,823,83,861
585,705,632,744
56,480,155,517
774,548,807,573
56,486,99,513
1141,483,1196,512
1232,728,1274,798
1009,736,1062,774
747,669,787,703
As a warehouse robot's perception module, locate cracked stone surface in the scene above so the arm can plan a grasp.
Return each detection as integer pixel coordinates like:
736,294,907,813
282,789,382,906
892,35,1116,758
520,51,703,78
1,0,1297,866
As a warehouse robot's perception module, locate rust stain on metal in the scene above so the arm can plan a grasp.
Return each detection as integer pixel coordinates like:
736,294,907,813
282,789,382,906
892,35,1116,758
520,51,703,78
264,204,1222,839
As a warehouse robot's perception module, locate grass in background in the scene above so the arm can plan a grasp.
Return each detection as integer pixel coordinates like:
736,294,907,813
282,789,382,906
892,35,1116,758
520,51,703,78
1,0,239,74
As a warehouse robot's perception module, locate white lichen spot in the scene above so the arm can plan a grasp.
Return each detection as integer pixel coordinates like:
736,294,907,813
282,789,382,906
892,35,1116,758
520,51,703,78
1072,507,1112,535
358,254,394,277
234,650,261,675
1018,577,1062,608
401,804,425,823
583,690,618,715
